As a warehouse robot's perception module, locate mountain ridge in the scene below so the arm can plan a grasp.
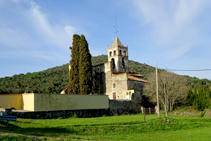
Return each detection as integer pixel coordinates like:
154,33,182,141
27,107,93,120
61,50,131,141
0,55,210,94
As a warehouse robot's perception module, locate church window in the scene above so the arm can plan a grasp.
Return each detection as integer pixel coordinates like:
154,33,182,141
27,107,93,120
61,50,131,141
123,51,126,56
119,50,122,55
114,50,116,55
113,83,116,88
110,52,112,56
111,58,115,69
122,58,125,68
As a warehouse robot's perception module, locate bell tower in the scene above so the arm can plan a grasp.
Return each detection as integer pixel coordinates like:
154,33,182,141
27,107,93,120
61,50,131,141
107,36,129,73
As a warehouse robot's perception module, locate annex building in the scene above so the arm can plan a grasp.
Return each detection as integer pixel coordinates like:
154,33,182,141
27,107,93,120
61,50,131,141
61,36,148,103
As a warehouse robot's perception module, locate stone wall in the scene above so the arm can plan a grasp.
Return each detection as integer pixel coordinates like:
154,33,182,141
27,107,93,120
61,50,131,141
92,63,106,94
9,100,142,119
12,109,109,119
105,61,129,100
109,73,128,99
128,80,144,91
105,61,113,98
109,100,141,115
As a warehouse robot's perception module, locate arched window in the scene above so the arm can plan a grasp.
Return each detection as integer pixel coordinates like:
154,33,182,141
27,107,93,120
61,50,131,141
111,58,115,69
122,58,125,68
114,50,116,55
119,50,122,55
110,51,112,56
123,51,126,56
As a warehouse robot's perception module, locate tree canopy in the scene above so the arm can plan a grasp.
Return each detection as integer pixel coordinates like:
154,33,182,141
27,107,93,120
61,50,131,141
68,34,80,94
79,35,93,94
186,87,211,111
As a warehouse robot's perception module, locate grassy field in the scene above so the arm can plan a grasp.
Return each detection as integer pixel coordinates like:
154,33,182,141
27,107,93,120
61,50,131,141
0,113,211,141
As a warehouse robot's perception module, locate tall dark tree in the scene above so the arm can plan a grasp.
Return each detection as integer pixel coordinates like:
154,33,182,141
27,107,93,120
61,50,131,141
68,34,80,94
79,34,93,94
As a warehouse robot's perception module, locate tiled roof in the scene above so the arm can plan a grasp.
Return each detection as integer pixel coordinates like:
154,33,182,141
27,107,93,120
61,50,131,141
127,74,149,83
128,72,143,77
112,71,149,83
62,86,68,93
63,86,68,91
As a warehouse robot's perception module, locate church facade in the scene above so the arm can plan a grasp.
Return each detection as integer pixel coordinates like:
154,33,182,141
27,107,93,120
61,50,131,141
61,36,148,102
92,36,148,101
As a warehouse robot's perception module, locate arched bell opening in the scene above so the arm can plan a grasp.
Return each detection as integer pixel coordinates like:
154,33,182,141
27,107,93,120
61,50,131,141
111,58,115,70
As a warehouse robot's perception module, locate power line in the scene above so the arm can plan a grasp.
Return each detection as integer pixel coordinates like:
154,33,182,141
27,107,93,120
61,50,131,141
166,69,211,72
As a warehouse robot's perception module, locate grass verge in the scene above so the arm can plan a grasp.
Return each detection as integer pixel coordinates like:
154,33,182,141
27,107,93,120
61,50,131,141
0,113,211,140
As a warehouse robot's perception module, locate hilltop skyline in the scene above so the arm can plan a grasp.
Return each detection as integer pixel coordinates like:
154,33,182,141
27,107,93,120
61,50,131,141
1,0,211,79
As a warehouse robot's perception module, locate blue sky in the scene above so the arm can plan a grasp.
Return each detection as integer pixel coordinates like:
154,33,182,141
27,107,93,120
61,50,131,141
1,0,211,80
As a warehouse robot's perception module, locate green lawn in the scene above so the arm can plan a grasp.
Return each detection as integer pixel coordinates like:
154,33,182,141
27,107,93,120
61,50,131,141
0,114,211,141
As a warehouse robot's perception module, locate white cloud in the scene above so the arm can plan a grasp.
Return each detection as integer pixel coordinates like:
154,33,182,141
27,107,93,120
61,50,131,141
166,43,191,59
132,0,210,59
0,0,76,63
28,1,54,37
11,0,20,3
26,0,76,48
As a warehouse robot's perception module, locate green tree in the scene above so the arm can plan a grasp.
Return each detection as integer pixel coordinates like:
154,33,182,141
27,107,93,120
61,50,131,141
79,35,93,94
68,34,80,94
188,87,210,111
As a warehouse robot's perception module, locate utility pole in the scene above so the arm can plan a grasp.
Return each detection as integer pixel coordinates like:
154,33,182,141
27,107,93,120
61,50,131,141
164,68,168,118
164,77,167,117
155,61,160,117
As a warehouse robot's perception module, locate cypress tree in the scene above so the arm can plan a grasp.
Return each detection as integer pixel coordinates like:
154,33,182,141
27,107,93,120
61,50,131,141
79,34,93,94
68,34,80,94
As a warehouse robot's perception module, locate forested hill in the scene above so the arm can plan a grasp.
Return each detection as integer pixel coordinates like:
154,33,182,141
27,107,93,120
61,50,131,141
92,55,156,78
0,55,210,94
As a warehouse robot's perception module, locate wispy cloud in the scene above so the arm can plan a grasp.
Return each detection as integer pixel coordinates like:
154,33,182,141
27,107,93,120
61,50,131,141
132,0,210,59
0,0,76,61
27,0,76,48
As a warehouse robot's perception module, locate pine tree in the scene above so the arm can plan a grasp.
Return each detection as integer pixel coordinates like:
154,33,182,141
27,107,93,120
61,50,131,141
79,34,93,94
68,34,80,94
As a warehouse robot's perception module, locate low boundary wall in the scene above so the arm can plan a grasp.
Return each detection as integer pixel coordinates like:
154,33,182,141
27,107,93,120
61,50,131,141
109,100,141,115
1,94,144,118
0,94,22,109
12,109,109,119
9,100,142,118
27,94,109,111
0,93,109,111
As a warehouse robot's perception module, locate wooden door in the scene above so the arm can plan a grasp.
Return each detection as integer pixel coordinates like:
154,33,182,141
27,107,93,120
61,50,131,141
113,92,116,100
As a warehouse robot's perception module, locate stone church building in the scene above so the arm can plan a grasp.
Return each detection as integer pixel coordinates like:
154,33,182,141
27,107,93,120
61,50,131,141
61,36,148,102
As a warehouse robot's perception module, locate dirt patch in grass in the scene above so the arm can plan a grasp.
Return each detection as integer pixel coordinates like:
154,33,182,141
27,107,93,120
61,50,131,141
169,107,201,116
204,109,211,117
0,130,45,140
169,108,211,117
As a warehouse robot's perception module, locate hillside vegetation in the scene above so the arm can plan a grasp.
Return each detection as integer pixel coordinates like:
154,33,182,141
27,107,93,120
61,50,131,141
92,55,156,78
0,55,211,94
